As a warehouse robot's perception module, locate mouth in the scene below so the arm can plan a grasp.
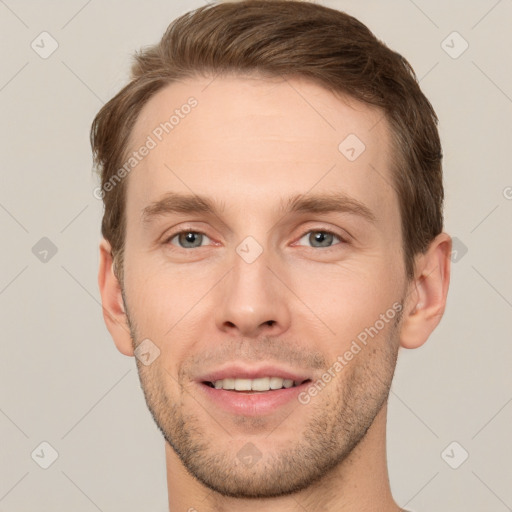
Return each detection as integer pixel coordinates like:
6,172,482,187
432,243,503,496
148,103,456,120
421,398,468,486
195,365,314,415
202,377,312,393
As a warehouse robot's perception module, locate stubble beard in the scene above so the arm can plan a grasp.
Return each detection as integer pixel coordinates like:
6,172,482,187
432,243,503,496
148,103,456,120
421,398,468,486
123,289,402,498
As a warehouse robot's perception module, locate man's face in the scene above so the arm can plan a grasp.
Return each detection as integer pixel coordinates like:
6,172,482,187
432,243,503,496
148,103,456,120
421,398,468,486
121,75,409,498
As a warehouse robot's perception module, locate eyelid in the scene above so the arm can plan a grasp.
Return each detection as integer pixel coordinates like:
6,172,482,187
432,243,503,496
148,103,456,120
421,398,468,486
294,220,352,240
293,227,348,248
162,225,351,249
163,226,215,247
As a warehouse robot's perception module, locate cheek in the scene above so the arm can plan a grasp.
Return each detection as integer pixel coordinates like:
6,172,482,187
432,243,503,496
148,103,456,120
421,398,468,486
288,258,402,340
124,261,219,359
123,266,176,345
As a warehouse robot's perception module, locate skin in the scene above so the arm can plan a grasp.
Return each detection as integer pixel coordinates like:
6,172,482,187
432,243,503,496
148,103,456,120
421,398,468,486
98,74,451,512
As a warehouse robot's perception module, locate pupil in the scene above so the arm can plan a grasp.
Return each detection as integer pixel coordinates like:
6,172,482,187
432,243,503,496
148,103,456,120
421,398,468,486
180,232,201,247
312,231,332,247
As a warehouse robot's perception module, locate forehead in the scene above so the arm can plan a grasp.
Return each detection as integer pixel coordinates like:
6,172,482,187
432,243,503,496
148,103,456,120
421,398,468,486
124,74,397,224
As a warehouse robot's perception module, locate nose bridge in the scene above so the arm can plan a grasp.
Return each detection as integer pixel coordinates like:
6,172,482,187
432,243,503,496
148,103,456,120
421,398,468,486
232,243,271,299
214,238,291,336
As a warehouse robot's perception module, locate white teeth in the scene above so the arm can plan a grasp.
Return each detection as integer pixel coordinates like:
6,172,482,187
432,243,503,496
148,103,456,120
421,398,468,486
234,378,252,391
251,377,270,391
211,377,304,391
215,378,234,389
269,377,284,389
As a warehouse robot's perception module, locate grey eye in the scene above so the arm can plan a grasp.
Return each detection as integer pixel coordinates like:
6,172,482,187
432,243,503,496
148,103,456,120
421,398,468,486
170,231,210,248
297,231,341,248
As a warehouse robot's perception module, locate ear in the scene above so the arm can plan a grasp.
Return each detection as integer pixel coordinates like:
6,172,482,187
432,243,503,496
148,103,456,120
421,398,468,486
98,238,134,356
399,232,452,349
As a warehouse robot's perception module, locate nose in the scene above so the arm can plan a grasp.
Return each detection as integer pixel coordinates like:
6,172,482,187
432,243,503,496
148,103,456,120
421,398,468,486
214,247,291,338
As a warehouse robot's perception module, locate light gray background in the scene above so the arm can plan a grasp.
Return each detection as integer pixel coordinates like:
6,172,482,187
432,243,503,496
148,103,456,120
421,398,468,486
1,1,511,511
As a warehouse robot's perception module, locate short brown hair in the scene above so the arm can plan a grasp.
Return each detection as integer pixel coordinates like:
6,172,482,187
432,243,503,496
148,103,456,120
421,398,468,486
91,0,443,283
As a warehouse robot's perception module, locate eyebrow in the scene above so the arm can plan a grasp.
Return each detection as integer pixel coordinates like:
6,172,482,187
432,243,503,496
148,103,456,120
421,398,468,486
141,192,225,224
283,193,376,223
141,191,377,225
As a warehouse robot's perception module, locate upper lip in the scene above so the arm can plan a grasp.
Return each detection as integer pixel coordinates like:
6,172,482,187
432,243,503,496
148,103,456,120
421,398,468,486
196,364,312,384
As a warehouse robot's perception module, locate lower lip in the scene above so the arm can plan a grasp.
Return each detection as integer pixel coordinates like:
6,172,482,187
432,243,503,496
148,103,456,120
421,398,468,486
197,381,311,416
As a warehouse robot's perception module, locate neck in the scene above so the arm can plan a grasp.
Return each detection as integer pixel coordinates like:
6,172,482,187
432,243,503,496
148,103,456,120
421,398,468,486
165,402,401,512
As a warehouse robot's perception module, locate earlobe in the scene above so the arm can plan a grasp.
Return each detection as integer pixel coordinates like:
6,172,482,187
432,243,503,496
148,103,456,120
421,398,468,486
399,232,452,349
98,238,134,357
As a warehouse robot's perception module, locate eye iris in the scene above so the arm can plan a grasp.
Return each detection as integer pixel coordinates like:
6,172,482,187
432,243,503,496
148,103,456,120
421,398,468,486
179,231,202,248
310,231,333,247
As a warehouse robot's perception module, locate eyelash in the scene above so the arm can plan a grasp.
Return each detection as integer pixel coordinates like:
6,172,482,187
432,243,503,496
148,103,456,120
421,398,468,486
295,229,347,249
163,227,348,250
